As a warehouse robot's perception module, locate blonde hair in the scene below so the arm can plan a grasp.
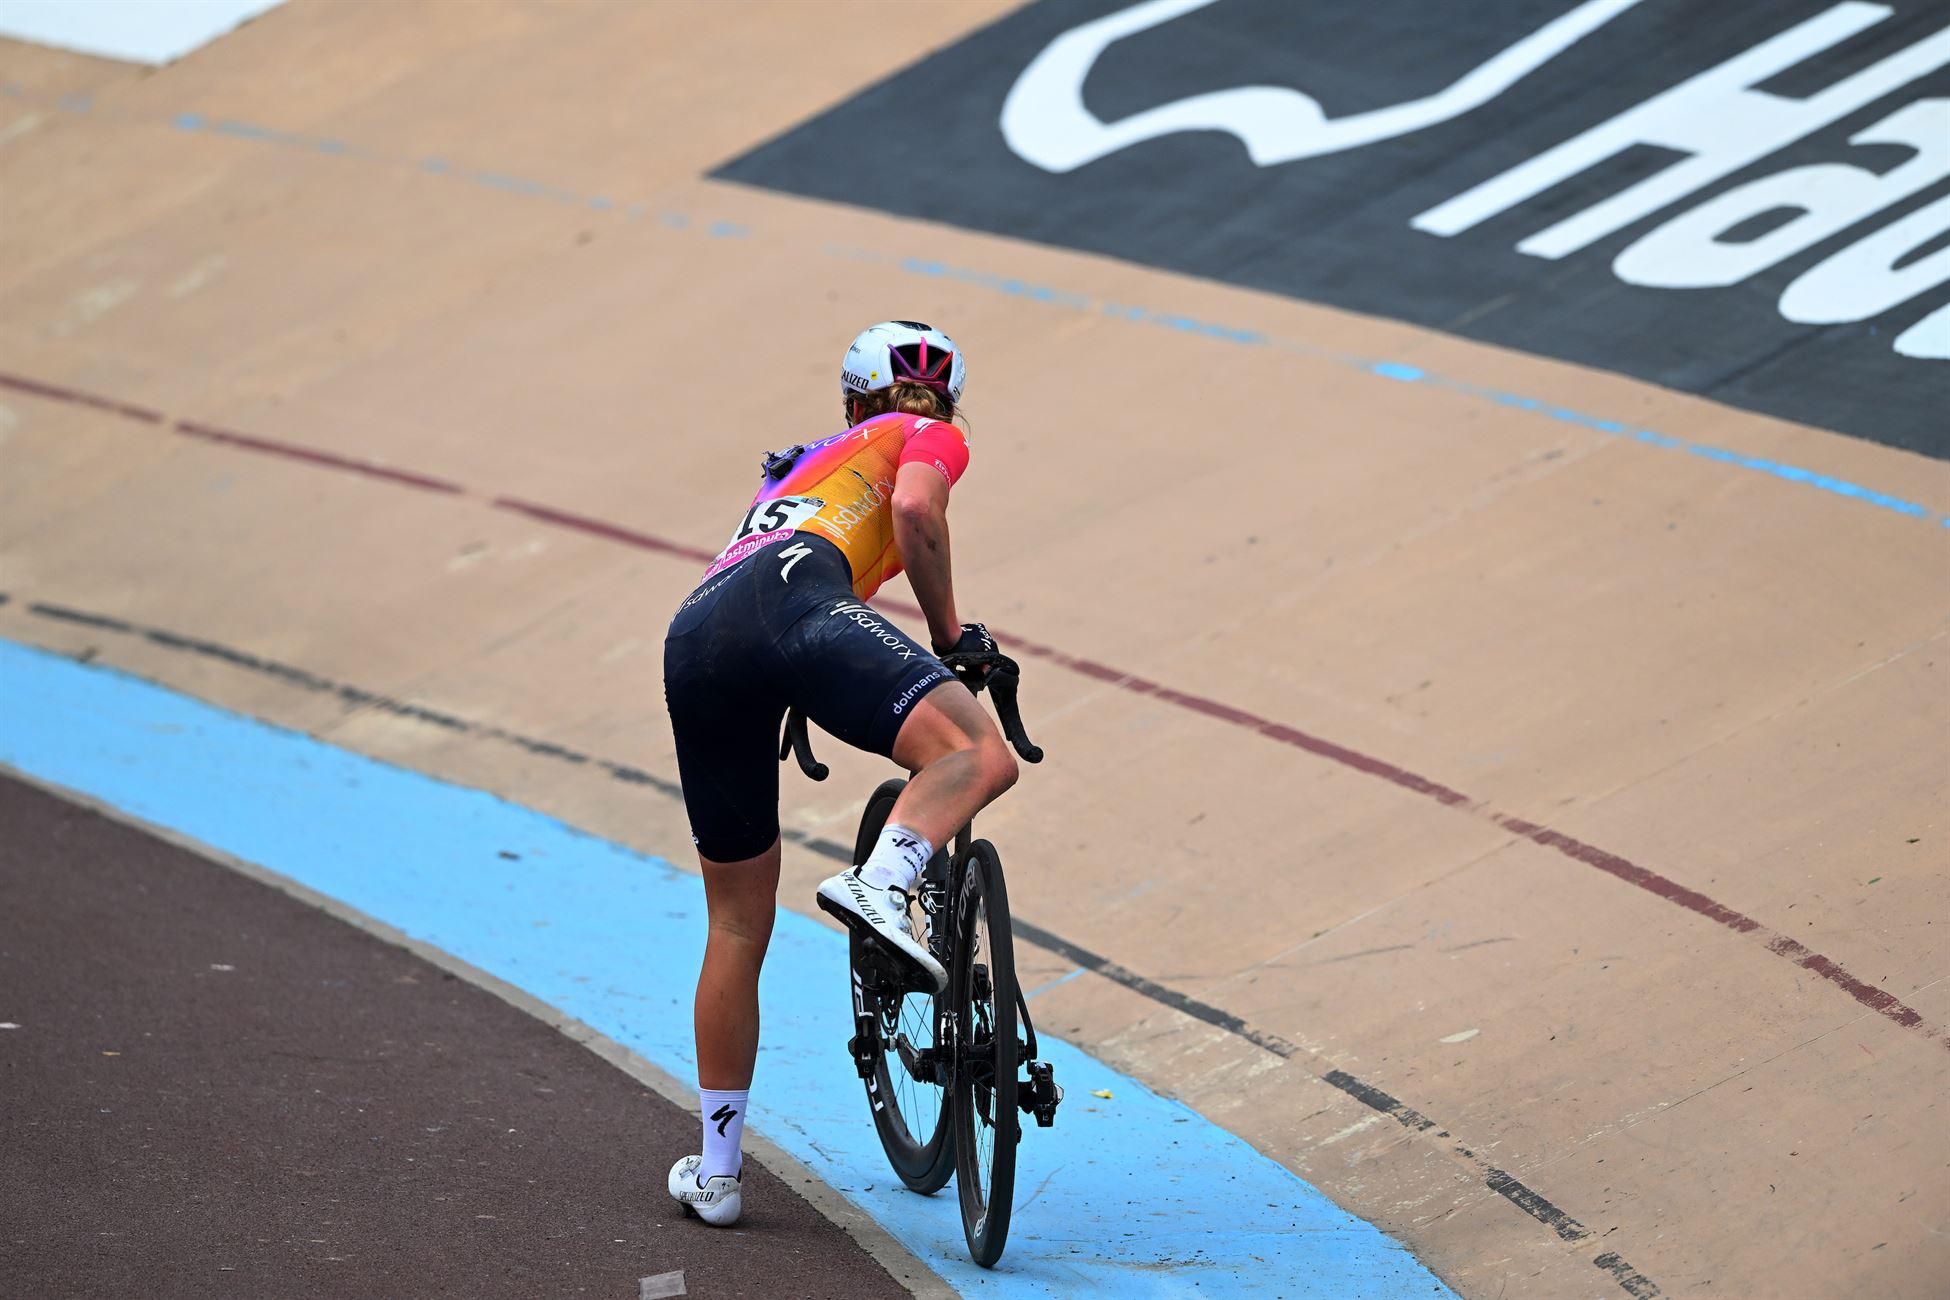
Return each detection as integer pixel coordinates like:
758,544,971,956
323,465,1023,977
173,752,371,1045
848,380,964,429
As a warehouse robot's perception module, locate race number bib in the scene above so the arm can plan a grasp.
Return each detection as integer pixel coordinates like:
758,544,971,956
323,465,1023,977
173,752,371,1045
703,494,828,580
725,495,824,547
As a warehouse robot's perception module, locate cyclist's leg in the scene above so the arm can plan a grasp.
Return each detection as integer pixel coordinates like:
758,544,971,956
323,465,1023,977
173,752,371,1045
784,587,1017,847
783,583,959,767
694,837,780,1091
682,836,778,1216
782,580,1003,976
667,712,782,1096
885,683,1018,850
785,599,1016,970
666,565,790,1189
775,559,1009,783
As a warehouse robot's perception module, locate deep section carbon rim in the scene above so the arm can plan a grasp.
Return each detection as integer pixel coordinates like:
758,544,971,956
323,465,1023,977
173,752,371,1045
953,841,1019,1267
854,778,952,1193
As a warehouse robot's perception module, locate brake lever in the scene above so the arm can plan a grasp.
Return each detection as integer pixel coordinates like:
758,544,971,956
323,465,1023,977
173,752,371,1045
780,708,829,781
944,653,1044,764
985,664,1045,765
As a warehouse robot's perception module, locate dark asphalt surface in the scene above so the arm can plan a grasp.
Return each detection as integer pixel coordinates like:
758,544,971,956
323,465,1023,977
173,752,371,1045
0,774,917,1300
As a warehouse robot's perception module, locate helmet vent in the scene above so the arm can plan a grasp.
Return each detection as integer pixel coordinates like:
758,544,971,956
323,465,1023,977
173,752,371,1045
889,339,955,390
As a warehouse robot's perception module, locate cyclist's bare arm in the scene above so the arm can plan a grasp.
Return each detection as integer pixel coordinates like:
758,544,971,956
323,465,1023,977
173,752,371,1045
892,461,960,652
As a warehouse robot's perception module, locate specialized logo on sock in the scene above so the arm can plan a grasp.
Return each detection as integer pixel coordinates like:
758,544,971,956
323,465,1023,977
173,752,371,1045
711,1104,738,1137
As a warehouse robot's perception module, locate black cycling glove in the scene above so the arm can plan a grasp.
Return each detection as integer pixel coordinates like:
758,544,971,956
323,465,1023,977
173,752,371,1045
933,622,996,661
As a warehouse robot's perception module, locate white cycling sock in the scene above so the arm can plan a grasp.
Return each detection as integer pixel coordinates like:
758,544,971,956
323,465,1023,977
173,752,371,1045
857,824,934,893
698,1087,748,1181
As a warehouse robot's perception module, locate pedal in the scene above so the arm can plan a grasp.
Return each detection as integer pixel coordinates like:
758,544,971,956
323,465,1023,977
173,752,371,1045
846,1030,878,1080
1018,1059,1063,1128
825,896,938,997
847,953,879,1081
855,938,897,993
861,939,937,996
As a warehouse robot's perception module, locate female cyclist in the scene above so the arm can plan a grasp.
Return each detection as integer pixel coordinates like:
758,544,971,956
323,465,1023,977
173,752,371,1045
662,321,1018,1226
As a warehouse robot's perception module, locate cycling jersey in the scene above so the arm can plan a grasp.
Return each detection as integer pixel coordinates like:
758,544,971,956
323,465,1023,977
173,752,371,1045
666,411,970,861
701,412,970,600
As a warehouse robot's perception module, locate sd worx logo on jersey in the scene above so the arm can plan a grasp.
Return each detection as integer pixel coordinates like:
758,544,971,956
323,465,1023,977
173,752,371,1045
719,0,1950,455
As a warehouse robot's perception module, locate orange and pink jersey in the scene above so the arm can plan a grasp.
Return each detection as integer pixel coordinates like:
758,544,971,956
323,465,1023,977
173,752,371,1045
702,412,970,599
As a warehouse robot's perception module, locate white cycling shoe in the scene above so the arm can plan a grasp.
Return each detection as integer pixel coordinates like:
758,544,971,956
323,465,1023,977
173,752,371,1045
816,867,947,993
668,1155,742,1227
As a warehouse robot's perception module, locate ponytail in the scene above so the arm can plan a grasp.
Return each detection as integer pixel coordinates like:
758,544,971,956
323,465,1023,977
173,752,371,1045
850,380,968,432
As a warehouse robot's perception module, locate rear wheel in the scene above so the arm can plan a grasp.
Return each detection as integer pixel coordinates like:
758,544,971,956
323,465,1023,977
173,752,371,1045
952,841,1019,1267
852,778,953,1193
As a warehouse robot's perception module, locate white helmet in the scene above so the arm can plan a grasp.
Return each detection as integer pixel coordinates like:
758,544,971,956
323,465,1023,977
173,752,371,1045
841,320,966,408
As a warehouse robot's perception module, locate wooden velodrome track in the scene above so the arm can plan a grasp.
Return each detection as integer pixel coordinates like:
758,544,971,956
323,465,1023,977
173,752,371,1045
2,3,1944,1297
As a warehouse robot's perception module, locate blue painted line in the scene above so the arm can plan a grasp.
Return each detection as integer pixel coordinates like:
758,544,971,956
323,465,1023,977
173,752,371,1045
1023,967,1088,1000
65,96,1950,527
473,170,548,196
215,118,296,144
0,639,1454,1299
880,267,1946,527
899,255,1093,310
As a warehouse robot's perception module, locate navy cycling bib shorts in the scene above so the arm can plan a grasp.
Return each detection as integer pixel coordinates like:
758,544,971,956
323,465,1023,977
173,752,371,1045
663,534,956,862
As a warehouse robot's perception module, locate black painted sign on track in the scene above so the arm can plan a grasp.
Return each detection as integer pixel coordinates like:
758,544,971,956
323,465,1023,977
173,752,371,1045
718,0,1950,457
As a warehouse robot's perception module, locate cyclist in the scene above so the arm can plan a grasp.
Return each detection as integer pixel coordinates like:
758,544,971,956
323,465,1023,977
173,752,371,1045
663,321,1019,1226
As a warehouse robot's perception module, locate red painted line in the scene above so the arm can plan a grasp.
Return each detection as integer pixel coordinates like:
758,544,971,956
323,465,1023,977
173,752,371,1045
9,367,1939,1045
1497,816,1928,1033
822,591,1938,1039
0,370,164,423
489,498,717,564
174,421,467,494
1493,816,1762,933
4,372,463,494
1003,631,1483,807
1003,637,1936,1036
1768,938,1923,1028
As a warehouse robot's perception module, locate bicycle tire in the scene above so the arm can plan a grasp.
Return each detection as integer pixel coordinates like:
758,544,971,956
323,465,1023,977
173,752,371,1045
952,840,1020,1267
852,778,954,1193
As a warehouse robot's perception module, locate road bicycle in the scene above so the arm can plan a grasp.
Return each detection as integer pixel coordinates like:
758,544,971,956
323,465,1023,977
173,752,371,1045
784,651,1062,1267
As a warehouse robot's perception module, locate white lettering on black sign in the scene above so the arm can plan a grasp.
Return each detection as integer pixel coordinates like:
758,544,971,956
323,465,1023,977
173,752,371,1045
1006,0,1950,360
714,0,1950,448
